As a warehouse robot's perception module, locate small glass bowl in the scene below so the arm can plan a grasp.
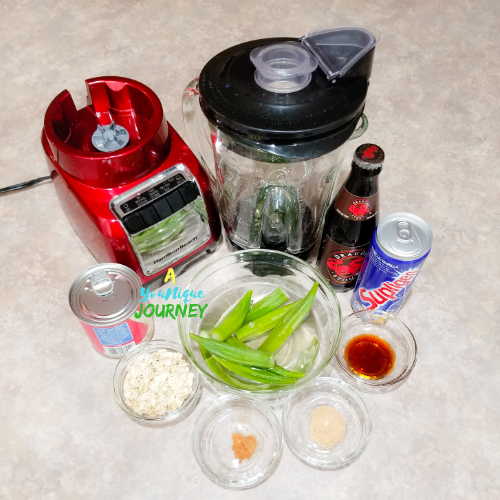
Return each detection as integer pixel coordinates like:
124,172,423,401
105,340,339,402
113,340,200,426
192,395,283,489
335,310,417,392
282,377,371,469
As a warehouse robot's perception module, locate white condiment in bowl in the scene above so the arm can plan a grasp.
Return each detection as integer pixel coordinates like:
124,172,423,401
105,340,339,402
113,340,200,426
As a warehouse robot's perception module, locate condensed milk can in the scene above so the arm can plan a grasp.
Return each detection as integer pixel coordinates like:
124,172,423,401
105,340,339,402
69,264,154,358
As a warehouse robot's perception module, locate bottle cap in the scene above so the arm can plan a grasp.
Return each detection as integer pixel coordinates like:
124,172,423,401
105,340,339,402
353,144,384,169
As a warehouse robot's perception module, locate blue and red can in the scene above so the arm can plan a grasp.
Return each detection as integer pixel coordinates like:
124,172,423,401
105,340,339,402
351,212,433,314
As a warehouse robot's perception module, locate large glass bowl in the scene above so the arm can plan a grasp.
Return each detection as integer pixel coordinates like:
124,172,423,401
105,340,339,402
178,249,342,399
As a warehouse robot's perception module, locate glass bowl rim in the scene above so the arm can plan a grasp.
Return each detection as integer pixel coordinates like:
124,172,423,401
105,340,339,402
282,376,372,469
177,248,342,395
335,310,418,387
112,339,200,421
191,394,283,489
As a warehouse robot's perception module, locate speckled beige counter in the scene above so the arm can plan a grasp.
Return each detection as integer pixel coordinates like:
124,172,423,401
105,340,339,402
1,1,499,498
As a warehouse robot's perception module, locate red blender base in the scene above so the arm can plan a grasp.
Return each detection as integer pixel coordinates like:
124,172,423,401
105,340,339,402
42,77,221,286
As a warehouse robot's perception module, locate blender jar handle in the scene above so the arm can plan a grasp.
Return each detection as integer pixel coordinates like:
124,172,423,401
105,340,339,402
348,113,368,140
182,77,218,187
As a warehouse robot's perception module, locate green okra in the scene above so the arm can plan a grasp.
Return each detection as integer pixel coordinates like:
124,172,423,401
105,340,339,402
259,282,319,353
224,336,248,348
267,364,305,378
199,344,212,360
189,333,274,369
205,357,272,391
225,337,305,379
245,287,290,322
235,301,299,342
210,290,253,341
212,355,297,385
195,330,212,361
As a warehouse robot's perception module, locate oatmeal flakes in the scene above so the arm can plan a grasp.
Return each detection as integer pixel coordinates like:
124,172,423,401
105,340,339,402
123,349,193,417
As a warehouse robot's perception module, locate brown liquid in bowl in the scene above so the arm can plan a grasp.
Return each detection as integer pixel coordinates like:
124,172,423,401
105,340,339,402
344,334,395,379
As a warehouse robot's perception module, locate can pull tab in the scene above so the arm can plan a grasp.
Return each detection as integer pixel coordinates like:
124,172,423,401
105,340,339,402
397,221,412,240
390,220,421,257
91,270,114,299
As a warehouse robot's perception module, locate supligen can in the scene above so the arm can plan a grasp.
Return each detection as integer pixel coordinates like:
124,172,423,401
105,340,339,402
351,212,433,314
69,264,154,358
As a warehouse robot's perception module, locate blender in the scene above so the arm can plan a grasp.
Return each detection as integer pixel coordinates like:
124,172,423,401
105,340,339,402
182,26,379,259
42,76,221,287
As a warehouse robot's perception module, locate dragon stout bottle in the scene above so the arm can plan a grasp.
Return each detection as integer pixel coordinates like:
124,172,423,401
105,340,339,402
317,143,384,292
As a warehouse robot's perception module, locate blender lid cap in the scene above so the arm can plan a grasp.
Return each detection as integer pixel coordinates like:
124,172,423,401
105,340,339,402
250,42,318,93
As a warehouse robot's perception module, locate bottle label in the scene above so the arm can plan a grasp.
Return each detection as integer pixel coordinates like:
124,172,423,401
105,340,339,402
334,187,378,221
319,237,369,285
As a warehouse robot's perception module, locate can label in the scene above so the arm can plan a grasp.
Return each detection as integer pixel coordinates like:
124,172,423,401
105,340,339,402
79,313,149,356
93,323,134,346
352,233,430,314
102,342,136,357
334,187,378,221
319,237,368,285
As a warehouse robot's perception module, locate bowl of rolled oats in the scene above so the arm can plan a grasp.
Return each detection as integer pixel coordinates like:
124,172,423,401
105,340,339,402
113,340,200,426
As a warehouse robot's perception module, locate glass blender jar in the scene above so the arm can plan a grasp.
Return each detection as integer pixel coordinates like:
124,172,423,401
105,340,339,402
183,27,379,259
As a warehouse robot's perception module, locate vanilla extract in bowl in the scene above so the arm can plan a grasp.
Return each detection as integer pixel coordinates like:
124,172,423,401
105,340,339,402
344,334,395,380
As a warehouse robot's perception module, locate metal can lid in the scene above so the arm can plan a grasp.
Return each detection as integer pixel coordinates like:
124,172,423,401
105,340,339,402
69,264,142,327
376,212,433,261
353,144,385,169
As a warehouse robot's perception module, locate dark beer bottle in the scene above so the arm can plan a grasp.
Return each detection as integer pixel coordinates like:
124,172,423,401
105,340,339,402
317,143,384,292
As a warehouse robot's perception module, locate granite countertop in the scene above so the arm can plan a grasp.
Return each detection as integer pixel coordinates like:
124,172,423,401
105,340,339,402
1,1,499,498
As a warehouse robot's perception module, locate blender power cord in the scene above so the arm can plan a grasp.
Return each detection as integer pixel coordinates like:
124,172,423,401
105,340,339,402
0,176,52,194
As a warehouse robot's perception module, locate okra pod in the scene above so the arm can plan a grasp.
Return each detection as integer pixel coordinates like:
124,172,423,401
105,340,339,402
224,336,248,348
199,344,211,360
225,337,305,378
259,282,318,353
189,333,275,369
210,290,253,341
196,330,212,360
212,355,297,385
205,357,272,391
267,364,305,378
235,301,299,342
245,287,290,322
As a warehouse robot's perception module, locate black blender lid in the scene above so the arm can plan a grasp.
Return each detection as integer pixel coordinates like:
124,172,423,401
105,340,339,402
198,32,375,159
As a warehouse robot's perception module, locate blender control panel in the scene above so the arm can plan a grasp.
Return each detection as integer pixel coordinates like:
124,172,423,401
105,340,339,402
110,166,200,235
109,163,211,277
